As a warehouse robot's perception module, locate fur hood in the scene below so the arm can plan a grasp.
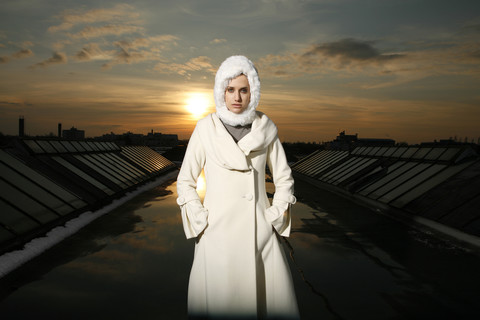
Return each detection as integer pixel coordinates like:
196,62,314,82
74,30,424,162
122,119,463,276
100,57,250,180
214,55,260,126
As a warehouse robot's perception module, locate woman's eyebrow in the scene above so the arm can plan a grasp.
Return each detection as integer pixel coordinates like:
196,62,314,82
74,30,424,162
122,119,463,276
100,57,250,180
226,86,249,90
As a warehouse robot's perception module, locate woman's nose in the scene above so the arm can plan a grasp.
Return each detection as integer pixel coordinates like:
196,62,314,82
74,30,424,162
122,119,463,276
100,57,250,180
235,90,242,101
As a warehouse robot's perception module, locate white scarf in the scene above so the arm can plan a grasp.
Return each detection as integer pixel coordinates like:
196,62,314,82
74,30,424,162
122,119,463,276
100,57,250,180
198,112,278,171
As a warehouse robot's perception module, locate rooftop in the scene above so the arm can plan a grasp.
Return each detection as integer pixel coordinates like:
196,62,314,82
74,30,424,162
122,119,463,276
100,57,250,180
0,141,479,319
0,177,479,319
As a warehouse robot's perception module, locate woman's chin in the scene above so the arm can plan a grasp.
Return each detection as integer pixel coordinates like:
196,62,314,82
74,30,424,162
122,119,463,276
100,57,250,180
228,108,245,114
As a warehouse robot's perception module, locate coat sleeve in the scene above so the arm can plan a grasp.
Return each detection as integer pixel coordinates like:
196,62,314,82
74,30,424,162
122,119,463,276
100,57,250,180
266,137,296,237
177,125,208,239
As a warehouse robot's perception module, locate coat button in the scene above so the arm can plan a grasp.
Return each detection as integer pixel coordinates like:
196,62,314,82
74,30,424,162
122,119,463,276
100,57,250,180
245,193,253,201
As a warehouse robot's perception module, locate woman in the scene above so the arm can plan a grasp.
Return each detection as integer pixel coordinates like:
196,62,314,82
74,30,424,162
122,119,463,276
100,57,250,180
177,55,299,319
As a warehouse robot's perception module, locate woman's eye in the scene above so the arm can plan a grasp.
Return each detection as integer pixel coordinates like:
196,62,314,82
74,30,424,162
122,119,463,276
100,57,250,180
227,88,234,93
241,89,248,93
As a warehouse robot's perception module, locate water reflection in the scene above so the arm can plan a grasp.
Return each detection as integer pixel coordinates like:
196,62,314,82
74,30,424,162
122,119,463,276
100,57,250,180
0,182,191,319
0,178,479,320
288,180,480,320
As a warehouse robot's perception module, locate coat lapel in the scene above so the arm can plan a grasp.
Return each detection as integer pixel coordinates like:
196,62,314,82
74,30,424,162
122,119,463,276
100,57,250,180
207,114,250,171
199,112,278,171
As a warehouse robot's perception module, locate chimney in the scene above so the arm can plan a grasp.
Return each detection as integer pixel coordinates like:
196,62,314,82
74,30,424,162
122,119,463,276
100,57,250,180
19,116,24,137
58,123,62,138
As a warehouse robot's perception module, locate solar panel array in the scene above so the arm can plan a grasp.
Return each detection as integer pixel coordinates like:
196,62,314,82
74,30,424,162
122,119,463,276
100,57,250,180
291,146,480,236
0,139,177,252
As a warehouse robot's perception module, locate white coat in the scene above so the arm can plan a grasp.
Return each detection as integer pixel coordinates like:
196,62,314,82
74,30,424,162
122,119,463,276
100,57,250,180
177,111,299,319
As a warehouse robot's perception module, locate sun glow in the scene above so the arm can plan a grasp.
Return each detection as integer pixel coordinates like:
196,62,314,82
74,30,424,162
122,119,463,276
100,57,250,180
196,170,206,200
185,92,211,119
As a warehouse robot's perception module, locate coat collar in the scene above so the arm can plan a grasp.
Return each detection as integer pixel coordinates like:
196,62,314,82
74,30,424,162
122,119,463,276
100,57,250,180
199,112,278,171
237,112,277,156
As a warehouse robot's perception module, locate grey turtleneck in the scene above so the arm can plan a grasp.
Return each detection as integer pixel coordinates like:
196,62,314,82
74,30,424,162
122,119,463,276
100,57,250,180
221,121,252,143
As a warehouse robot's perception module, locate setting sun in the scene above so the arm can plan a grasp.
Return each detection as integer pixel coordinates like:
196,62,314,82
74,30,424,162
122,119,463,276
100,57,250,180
185,92,211,119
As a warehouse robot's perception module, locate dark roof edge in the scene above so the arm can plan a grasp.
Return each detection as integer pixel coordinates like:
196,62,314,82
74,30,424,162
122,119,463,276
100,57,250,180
293,172,480,251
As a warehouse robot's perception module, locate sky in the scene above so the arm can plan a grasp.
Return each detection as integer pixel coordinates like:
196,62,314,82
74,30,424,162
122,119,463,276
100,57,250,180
0,0,479,143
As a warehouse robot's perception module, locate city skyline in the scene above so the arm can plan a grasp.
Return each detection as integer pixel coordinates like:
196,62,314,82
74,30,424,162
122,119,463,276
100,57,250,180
9,115,480,146
1,0,479,143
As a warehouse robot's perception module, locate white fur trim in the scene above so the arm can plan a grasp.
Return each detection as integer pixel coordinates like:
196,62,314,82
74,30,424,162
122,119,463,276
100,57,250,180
214,55,260,126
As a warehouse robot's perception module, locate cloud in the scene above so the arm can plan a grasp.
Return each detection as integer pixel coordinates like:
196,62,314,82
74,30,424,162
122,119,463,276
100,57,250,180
113,35,177,50
22,41,34,47
101,38,169,69
52,39,72,51
68,24,144,39
471,50,480,59
0,48,34,64
188,56,214,69
48,4,139,33
29,52,67,69
460,20,480,35
302,38,405,64
72,34,178,68
12,49,34,59
148,35,179,50
256,34,480,92
75,43,113,61
149,34,179,43
114,38,150,49
210,38,226,44
101,48,152,69
257,38,412,80
43,5,178,70
0,39,34,63
153,56,214,76
0,100,26,107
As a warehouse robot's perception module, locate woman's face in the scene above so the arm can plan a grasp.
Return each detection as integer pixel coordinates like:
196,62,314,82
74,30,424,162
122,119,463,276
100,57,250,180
224,74,250,114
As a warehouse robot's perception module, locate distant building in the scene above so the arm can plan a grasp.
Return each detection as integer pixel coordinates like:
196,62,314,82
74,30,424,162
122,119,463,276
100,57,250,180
421,139,465,146
326,131,395,150
356,138,396,147
19,116,25,137
63,127,85,140
97,130,178,147
122,132,144,146
146,130,178,147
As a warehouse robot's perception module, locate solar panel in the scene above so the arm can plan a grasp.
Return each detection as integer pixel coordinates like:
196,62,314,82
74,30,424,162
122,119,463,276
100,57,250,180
52,156,114,195
0,162,75,215
35,140,58,154
50,141,69,153
391,161,472,209
378,164,443,204
0,198,40,235
438,148,461,162
0,179,59,224
60,141,78,153
411,148,432,160
70,141,87,152
23,140,45,154
0,150,86,209
374,163,431,202
0,225,15,243
74,155,129,189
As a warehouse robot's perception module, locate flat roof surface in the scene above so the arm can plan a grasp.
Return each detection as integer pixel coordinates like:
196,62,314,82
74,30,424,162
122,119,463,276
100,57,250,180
1,178,479,319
